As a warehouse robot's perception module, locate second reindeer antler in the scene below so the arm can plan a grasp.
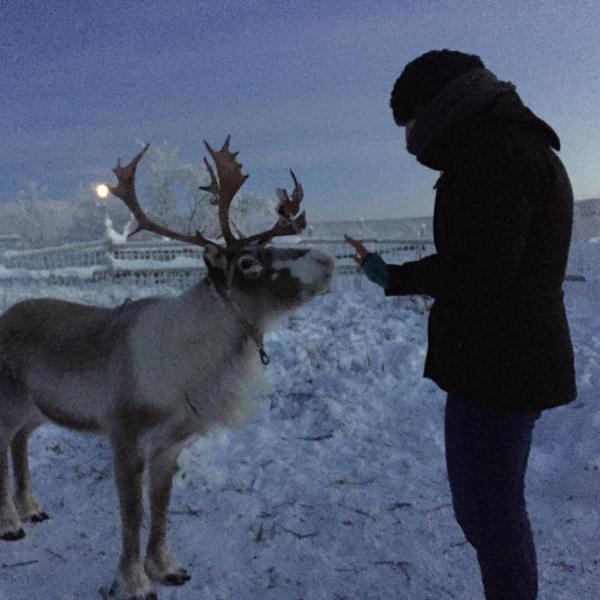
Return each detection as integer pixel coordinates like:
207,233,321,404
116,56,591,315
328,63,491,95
199,136,307,248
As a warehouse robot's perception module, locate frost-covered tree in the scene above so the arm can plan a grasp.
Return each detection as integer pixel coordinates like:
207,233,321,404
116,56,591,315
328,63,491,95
230,191,277,238
63,185,112,243
138,142,275,241
15,182,62,247
140,142,207,232
6,143,277,248
9,182,126,247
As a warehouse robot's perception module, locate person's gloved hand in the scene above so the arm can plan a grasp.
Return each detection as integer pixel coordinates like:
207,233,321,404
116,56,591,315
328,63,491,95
344,235,389,289
361,252,390,288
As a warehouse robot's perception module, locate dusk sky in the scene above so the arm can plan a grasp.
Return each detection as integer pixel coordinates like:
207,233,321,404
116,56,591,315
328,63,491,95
2,0,599,221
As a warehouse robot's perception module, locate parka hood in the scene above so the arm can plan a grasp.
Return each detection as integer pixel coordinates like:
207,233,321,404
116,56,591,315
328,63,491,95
408,69,561,170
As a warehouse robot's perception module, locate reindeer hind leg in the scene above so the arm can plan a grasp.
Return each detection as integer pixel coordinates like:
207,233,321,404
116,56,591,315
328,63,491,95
0,426,24,541
12,421,48,523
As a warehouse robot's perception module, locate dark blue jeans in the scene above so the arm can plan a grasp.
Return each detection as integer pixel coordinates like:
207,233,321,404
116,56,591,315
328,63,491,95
445,393,540,600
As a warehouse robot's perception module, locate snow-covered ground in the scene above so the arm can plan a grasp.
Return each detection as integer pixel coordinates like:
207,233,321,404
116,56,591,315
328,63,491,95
0,277,598,600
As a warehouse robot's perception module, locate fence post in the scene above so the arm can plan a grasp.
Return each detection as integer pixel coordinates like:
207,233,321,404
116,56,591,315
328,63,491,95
105,240,116,285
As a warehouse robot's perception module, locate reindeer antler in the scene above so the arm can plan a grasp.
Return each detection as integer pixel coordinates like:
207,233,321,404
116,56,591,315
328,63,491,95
198,137,306,248
199,136,249,247
108,144,212,246
109,137,306,250
239,170,306,246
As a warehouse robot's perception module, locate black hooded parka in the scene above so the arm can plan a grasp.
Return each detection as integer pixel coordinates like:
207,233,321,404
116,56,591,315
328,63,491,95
386,88,576,412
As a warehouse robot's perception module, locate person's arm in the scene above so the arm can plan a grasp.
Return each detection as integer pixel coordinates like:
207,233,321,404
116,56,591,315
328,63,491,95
384,254,438,296
361,252,390,288
385,149,533,300
344,236,393,290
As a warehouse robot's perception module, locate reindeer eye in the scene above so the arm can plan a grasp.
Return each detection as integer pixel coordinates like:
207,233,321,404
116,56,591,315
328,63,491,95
237,255,263,278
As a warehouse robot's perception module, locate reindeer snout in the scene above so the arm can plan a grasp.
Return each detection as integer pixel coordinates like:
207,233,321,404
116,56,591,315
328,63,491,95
316,255,334,268
312,252,335,276
272,248,334,299
309,251,335,294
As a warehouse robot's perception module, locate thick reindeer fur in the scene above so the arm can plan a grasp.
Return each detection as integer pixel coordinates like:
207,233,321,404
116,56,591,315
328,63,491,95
0,245,334,600
130,284,268,430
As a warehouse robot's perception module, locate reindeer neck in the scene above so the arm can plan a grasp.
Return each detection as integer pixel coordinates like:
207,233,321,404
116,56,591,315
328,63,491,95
185,277,270,365
222,289,269,366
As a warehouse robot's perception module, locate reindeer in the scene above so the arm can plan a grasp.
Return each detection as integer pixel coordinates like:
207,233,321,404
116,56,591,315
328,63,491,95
0,138,334,600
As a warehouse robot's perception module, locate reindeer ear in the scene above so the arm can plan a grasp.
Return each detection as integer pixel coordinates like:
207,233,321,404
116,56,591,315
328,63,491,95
203,243,228,272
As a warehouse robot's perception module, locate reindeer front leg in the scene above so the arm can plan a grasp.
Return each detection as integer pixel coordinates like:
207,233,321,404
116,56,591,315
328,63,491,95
144,444,191,586
110,435,155,600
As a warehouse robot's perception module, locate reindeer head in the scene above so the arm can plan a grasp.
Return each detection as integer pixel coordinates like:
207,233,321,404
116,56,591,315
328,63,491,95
108,137,334,310
203,243,334,312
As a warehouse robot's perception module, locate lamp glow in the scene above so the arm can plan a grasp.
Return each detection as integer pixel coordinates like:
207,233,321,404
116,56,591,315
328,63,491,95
96,184,110,200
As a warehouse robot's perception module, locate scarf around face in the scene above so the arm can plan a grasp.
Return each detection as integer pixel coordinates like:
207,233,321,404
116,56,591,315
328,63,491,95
406,68,516,158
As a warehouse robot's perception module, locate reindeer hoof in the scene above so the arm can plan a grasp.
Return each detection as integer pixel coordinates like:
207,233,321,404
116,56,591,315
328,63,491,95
163,568,191,586
105,583,158,600
1,528,25,541
99,586,112,599
31,512,49,523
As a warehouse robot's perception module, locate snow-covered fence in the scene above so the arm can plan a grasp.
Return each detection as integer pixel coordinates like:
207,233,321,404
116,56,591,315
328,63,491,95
0,240,201,306
0,238,435,305
2,240,108,271
0,237,594,307
567,241,600,281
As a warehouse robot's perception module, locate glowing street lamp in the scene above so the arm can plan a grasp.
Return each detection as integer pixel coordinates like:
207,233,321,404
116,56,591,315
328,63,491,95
96,184,110,201
94,182,133,244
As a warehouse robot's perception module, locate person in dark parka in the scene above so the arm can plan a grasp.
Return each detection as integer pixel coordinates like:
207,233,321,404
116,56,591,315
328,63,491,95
346,50,576,600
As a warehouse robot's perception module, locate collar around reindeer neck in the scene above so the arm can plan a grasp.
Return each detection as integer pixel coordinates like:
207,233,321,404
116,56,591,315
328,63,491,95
224,297,270,366
205,268,270,366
